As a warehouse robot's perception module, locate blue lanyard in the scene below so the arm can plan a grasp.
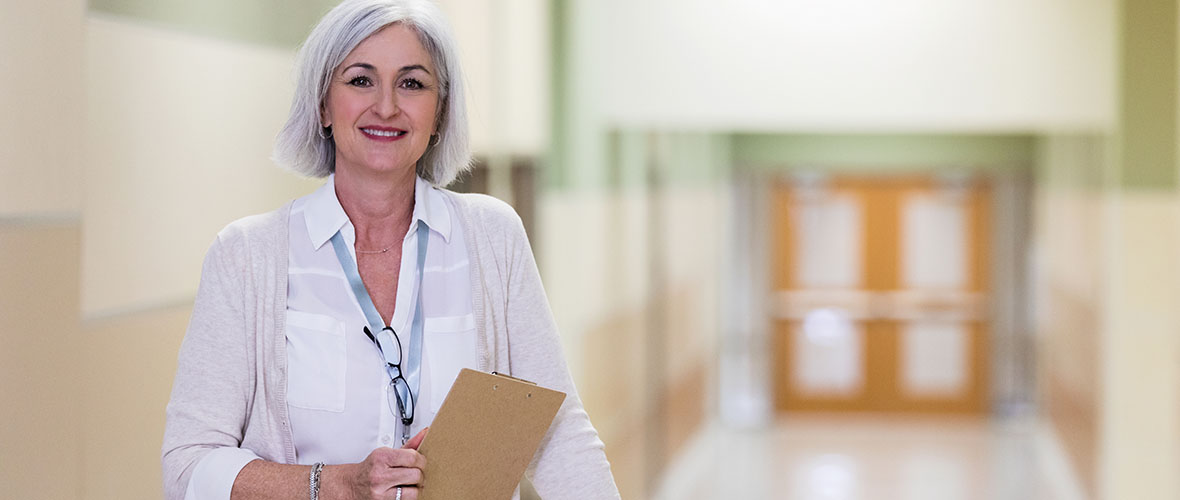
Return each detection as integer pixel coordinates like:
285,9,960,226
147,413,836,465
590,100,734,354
329,222,429,443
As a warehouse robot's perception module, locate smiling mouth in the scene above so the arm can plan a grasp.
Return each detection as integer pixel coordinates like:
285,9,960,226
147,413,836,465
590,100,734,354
361,128,407,137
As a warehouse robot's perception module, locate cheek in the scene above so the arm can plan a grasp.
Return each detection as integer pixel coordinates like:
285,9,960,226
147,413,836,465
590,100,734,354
325,93,367,122
412,98,441,129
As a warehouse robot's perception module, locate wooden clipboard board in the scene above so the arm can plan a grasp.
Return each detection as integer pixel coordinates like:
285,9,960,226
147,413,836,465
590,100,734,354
418,369,566,500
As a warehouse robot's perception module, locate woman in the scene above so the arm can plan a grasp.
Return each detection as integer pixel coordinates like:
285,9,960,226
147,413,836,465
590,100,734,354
161,1,620,499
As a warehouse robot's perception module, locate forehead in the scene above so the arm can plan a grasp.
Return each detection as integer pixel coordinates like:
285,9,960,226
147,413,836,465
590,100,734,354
341,23,434,72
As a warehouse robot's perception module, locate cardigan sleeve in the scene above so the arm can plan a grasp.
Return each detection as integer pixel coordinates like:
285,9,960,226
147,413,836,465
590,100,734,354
491,206,621,499
162,234,259,500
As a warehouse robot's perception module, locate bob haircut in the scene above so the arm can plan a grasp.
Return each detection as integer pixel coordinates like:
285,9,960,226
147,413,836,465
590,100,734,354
273,0,470,186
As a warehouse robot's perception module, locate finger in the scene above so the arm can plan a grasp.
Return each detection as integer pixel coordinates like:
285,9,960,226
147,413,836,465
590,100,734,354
364,464,400,492
402,427,429,450
389,466,423,487
388,486,420,500
386,449,427,470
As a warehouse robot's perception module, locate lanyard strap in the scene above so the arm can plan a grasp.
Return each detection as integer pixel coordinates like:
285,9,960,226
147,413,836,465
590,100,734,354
329,222,429,430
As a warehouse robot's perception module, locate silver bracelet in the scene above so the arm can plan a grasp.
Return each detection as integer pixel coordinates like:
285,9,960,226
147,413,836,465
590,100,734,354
309,462,325,500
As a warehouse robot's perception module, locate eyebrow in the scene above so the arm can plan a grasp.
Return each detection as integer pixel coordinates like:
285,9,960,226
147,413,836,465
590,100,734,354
341,62,433,76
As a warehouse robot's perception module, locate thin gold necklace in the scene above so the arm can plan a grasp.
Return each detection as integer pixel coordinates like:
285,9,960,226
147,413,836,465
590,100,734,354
355,244,394,254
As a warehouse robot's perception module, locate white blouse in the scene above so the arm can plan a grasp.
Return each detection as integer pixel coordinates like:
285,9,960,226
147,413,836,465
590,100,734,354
185,175,479,498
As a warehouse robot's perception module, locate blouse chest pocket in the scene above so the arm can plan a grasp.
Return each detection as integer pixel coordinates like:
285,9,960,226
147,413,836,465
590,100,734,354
425,314,478,412
285,310,347,412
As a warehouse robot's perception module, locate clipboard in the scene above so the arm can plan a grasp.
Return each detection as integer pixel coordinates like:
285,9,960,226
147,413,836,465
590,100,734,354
418,368,566,500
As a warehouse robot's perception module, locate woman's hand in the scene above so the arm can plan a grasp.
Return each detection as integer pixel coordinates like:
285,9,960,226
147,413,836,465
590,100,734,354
326,428,429,500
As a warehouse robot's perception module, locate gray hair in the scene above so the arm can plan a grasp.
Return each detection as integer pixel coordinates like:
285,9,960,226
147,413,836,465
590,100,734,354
273,0,470,186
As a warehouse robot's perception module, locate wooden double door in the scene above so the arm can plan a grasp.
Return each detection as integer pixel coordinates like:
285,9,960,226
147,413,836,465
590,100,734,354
771,176,990,414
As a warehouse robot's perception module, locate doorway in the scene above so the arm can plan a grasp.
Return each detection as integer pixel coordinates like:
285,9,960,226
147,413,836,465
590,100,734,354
771,175,990,413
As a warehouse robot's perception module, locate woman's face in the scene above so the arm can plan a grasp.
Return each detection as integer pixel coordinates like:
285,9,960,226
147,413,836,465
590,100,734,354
323,23,440,178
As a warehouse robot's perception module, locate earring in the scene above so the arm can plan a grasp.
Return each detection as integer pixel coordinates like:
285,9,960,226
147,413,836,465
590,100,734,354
429,133,441,147
318,125,333,140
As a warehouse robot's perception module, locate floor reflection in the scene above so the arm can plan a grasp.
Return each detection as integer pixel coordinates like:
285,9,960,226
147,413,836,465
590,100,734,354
654,414,1084,500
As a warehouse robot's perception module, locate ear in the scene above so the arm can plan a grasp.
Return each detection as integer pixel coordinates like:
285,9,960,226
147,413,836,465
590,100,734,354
433,99,447,135
320,98,332,128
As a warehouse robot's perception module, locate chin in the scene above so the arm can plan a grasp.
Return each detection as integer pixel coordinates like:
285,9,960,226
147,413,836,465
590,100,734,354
363,162,417,177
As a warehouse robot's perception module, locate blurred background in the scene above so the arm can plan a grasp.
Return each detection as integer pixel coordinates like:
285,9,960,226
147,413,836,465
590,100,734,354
1,0,1177,498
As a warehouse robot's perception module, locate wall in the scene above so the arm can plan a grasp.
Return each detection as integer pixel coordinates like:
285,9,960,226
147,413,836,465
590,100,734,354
1034,137,1180,500
1033,1,1180,497
0,0,87,498
0,0,86,216
1096,0,1180,497
544,130,730,498
733,134,1036,171
1033,135,1108,494
82,14,318,316
574,0,1114,132
1100,191,1180,499
438,0,550,156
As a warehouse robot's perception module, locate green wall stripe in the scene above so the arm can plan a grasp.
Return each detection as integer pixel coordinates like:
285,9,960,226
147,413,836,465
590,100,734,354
733,133,1036,172
1120,0,1178,189
89,0,339,48
546,0,570,189
1035,135,1110,192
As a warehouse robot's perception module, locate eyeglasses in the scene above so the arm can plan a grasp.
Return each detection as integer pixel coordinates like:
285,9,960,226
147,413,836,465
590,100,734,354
364,326,415,427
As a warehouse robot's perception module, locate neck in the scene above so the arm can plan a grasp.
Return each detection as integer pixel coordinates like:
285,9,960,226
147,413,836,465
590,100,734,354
334,166,417,251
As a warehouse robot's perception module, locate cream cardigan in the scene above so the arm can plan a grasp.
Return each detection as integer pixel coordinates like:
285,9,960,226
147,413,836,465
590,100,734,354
162,191,619,500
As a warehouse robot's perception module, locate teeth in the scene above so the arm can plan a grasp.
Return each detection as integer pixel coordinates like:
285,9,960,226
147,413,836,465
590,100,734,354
362,128,404,137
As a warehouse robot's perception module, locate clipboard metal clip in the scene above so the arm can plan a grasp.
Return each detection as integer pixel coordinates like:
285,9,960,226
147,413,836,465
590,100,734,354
491,372,537,386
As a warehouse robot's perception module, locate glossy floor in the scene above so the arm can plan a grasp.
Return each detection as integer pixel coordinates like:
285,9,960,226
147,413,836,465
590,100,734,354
654,415,1085,500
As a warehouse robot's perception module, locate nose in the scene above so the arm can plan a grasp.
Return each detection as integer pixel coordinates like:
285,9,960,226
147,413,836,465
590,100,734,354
374,86,399,118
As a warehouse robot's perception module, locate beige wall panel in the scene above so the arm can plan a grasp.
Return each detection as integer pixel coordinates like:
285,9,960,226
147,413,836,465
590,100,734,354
659,188,724,379
552,184,722,498
1033,135,1107,496
436,0,550,156
662,284,711,381
436,0,493,155
1036,196,1104,494
579,307,646,440
536,190,617,379
537,190,656,377
579,307,648,499
83,16,320,316
0,0,86,215
495,0,550,155
661,286,709,457
80,305,192,500
660,186,725,287
604,191,655,312
0,223,83,499
538,186,724,364
1099,194,1180,500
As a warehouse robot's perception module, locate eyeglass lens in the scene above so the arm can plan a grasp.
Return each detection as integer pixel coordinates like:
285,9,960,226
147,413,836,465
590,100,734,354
387,376,415,424
374,327,402,365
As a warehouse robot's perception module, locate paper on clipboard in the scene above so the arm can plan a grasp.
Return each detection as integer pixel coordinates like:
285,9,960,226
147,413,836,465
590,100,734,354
417,369,566,500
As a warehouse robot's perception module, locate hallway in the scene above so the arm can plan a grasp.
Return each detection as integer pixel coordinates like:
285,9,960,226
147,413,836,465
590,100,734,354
4,1,1180,498
655,416,1084,500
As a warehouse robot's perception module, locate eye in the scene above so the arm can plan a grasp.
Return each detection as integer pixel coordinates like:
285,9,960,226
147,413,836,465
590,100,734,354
399,78,425,90
347,75,373,87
